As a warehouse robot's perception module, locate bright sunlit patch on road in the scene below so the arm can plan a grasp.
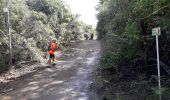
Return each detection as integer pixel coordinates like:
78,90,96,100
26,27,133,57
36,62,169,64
1,96,12,100
21,86,39,92
49,80,64,85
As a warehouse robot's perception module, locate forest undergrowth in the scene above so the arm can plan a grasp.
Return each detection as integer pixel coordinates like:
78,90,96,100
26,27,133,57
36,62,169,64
95,0,170,99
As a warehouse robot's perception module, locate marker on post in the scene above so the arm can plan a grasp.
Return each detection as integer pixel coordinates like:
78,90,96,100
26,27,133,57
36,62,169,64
152,27,161,100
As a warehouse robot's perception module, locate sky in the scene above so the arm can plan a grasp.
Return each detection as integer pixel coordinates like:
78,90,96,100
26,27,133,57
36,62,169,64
64,0,98,27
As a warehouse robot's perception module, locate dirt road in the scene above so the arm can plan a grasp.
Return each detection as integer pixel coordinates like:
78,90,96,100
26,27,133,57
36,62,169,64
0,40,101,100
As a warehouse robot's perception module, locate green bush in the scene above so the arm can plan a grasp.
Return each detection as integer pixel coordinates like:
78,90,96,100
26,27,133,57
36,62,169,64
101,52,117,69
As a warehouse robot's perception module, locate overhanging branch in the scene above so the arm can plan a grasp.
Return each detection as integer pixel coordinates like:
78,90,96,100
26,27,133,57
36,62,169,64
141,4,170,19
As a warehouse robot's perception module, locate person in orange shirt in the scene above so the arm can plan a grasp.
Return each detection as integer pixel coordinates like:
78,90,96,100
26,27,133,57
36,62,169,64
48,39,56,65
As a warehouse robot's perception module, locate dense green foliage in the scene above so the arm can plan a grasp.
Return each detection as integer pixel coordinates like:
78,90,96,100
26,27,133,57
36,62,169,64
97,0,170,73
0,0,95,70
96,0,170,99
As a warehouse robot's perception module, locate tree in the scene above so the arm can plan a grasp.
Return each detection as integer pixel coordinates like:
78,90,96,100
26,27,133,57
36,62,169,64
0,0,93,72
96,0,170,99
97,0,170,85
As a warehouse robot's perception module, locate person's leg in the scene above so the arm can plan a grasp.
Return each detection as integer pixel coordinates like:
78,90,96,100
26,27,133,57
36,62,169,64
52,54,55,62
48,54,52,64
51,54,56,66
48,59,51,64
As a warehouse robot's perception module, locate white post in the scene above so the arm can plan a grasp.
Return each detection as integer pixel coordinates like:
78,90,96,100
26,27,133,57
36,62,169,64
152,27,161,100
6,0,12,65
156,35,161,100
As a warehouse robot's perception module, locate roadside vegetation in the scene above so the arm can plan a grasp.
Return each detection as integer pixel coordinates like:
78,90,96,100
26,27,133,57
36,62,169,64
0,0,95,72
96,0,170,99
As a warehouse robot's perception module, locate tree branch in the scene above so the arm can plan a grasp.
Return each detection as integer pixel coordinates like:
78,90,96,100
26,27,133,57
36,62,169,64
141,4,170,19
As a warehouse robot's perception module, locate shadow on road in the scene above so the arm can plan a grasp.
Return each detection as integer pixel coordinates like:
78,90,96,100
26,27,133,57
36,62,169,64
0,40,101,100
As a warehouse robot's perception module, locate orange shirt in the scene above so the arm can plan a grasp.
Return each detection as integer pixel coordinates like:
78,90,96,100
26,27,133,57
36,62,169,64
48,42,56,54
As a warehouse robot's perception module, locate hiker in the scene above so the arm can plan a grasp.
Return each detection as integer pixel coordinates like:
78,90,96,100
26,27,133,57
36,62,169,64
84,34,89,40
48,39,56,65
90,33,94,40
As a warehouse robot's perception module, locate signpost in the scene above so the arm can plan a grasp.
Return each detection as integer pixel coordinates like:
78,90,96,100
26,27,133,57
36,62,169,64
4,0,12,66
152,27,161,100
3,8,8,13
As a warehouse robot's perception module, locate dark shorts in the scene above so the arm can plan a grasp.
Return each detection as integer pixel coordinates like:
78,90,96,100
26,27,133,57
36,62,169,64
49,54,55,59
